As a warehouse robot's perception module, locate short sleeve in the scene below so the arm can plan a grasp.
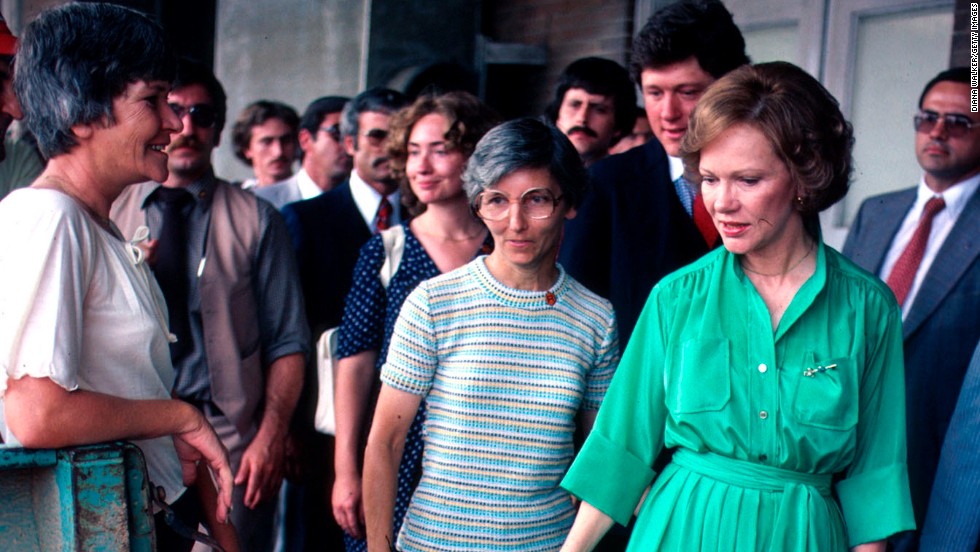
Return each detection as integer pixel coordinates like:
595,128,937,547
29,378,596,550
380,282,438,397
581,310,620,411
254,201,311,364
336,235,386,359
0,192,90,397
835,295,916,545
562,288,668,525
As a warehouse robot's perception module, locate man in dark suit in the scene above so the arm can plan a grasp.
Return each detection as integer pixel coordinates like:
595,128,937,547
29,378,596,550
920,338,980,552
843,67,980,552
559,0,749,349
279,87,408,551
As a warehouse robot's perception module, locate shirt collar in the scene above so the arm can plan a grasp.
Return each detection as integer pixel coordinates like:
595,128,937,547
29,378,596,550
349,169,400,226
915,171,980,222
727,238,828,340
140,170,217,209
668,155,685,182
294,168,322,200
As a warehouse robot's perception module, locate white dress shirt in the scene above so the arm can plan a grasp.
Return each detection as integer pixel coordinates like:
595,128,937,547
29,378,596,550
880,173,980,319
348,169,401,231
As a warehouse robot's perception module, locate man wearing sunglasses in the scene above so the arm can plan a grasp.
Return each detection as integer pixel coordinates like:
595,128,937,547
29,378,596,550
255,96,351,210
111,58,311,552
844,66,980,552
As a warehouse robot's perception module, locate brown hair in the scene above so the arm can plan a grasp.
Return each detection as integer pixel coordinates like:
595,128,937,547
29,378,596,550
681,62,853,231
387,92,498,216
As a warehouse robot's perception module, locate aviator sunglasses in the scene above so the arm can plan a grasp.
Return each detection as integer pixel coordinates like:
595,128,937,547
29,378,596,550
169,103,218,129
913,110,980,138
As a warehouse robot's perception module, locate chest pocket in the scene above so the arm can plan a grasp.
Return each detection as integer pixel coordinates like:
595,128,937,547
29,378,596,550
666,337,731,414
791,352,857,431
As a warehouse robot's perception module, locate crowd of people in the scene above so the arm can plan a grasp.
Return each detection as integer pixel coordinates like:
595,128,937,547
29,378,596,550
0,1,978,552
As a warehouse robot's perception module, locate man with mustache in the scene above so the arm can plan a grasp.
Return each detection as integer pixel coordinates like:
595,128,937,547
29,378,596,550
111,58,311,552
279,87,407,549
547,57,635,168
559,0,749,352
232,99,300,190
282,87,408,337
844,66,980,551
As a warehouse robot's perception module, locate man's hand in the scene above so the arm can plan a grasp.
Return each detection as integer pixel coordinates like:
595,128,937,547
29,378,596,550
172,410,233,524
332,471,365,538
234,427,286,509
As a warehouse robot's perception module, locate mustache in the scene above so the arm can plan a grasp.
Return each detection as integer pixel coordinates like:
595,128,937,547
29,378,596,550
372,156,390,168
167,135,204,151
567,126,598,138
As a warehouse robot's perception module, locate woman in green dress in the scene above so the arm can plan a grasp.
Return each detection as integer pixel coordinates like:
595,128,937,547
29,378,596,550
560,61,915,551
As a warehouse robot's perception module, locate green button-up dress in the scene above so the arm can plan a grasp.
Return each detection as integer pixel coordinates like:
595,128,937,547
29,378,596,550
562,243,915,550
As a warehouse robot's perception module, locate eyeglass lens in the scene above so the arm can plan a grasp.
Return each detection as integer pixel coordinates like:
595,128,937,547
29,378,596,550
170,103,217,129
364,128,389,143
914,111,976,137
320,124,341,141
477,188,562,220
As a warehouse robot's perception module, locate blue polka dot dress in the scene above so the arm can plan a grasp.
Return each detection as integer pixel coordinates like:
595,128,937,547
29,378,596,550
336,222,491,551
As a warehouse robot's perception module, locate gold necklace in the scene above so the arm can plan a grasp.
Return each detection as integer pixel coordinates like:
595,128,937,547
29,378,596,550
740,240,815,277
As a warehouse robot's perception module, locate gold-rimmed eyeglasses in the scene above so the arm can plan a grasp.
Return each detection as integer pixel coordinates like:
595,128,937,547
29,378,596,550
474,187,564,221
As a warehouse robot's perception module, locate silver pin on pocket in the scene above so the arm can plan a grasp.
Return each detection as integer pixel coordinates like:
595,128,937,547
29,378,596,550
804,363,838,377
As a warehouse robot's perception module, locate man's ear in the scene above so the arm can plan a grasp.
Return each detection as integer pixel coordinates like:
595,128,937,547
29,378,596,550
344,134,357,156
298,128,314,154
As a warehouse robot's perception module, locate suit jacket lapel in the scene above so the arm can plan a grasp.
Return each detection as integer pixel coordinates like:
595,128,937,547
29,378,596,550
863,189,916,274
904,186,980,338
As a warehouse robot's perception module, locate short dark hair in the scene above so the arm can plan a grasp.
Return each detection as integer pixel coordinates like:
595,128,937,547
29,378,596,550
231,100,300,165
339,88,408,144
172,57,227,135
630,0,748,83
299,96,349,135
387,91,499,216
15,3,176,158
463,117,589,210
545,57,637,140
918,67,969,108
681,62,853,235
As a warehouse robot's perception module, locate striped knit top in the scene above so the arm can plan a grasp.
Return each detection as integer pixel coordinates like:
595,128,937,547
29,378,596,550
382,256,619,551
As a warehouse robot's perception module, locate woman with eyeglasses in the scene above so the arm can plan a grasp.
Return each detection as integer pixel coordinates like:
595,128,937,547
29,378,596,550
331,92,498,551
361,117,619,551
560,62,914,552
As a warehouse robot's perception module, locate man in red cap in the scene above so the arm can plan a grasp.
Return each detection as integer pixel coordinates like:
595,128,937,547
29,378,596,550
0,10,23,162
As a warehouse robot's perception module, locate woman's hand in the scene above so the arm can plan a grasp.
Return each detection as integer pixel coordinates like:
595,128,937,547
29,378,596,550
173,406,234,524
851,541,885,552
332,471,365,538
560,501,614,552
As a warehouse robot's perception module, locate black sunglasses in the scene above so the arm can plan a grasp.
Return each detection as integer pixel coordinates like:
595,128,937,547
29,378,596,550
319,124,341,141
169,103,218,129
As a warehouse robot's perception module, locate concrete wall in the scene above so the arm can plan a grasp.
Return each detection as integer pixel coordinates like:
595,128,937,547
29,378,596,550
213,0,367,182
484,0,634,117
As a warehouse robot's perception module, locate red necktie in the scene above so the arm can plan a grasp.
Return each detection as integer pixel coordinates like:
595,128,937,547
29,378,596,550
375,195,392,232
886,196,945,306
693,193,719,247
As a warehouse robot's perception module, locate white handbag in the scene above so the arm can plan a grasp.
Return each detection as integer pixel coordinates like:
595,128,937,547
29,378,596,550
313,225,405,435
